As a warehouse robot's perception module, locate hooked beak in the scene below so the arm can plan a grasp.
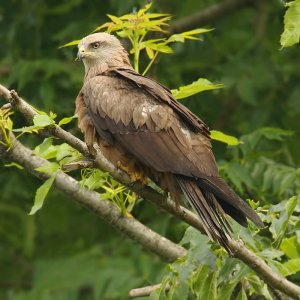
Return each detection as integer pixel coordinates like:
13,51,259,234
77,47,86,60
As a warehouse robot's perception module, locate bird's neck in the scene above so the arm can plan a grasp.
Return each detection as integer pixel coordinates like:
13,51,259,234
84,50,133,81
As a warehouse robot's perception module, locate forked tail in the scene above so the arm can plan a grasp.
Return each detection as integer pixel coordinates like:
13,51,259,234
176,175,263,253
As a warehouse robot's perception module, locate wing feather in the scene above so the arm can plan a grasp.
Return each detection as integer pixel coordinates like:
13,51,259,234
110,67,211,137
81,75,221,178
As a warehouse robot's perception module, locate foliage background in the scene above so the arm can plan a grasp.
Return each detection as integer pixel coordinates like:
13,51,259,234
0,0,299,299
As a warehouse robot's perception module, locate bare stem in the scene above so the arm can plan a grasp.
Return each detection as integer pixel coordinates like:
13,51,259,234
143,51,159,76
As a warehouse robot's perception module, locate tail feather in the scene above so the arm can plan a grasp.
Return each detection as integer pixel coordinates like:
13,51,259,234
197,177,264,227
176,176,232,253
176,175,263,253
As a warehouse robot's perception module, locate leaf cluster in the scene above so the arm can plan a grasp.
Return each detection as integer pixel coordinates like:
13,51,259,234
81,168,137,216
62,3,212,75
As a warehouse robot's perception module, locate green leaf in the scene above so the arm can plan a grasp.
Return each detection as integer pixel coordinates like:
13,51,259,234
168,28,212,44
59,39,80,48
240,127,293,155
192,265,210,297
145,46,155,59
35,162,60,174
259,127,293,141
14,113,56,134
81,169,106,190
156,44,173,53
236,287,247,300
210,130,240,146
28,175,56,215
58,114,77,126
280,0,300,48
92,22,111,33
180,28,213,37
171,280,189,300
33,114,55,127
181,227,217,269
171,78,223,100
280,236,300,258
224,162,253,193
260,248,283,260
247,275,273,300
279,172,297,195
33,138,58,160
107,14,122,24
145,42,173,54
200,271,217,300
167,34,185,43
217,281,239,300
218,258,240,282
269,196,297,246
279,258,300,276
137,2,152,17
56,143,82,164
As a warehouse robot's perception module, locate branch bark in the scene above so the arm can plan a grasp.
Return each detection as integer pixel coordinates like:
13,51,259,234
169,0,260,34
0,132,186,262
1,84,299,299
1,85,205,235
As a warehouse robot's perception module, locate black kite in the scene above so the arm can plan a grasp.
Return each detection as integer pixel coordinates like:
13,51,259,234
75,33,263,252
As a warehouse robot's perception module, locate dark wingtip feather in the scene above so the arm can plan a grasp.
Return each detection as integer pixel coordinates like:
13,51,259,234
176,176,233,254
197,177,264,228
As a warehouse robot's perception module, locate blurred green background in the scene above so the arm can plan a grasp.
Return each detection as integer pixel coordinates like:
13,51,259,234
0,0,299,299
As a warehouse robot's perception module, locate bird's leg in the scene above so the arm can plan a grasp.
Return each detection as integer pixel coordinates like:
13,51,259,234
117,160,147,185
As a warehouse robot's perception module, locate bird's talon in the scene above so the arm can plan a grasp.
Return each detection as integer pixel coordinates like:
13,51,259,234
117,161,147,185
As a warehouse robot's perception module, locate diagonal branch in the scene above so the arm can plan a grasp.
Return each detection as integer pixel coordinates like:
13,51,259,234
169,0,261,34
0,132,186,262
0,84,299,299
0,85,205,234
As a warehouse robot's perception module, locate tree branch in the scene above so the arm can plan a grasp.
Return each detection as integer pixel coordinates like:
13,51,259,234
61,160,95,172
1,84,299,299
169,0,260,34
0,132,187,262
0,84,205,235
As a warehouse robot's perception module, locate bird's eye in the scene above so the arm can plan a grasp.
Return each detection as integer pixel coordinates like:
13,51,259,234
91,42,100,49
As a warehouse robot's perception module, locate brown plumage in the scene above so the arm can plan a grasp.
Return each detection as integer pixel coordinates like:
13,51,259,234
76,33,263,253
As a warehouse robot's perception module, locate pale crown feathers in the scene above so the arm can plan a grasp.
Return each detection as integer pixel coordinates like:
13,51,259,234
78,33,131,73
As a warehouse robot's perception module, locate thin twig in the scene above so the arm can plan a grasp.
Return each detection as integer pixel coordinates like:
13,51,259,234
128,283,169,298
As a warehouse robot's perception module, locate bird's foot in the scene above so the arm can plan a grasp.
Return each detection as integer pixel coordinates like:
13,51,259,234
117,161,147,185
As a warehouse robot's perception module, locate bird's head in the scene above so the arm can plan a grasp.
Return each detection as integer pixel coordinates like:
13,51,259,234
77,33,131,73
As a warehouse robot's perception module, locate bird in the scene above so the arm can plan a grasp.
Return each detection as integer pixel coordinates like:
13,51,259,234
75,32,263,253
